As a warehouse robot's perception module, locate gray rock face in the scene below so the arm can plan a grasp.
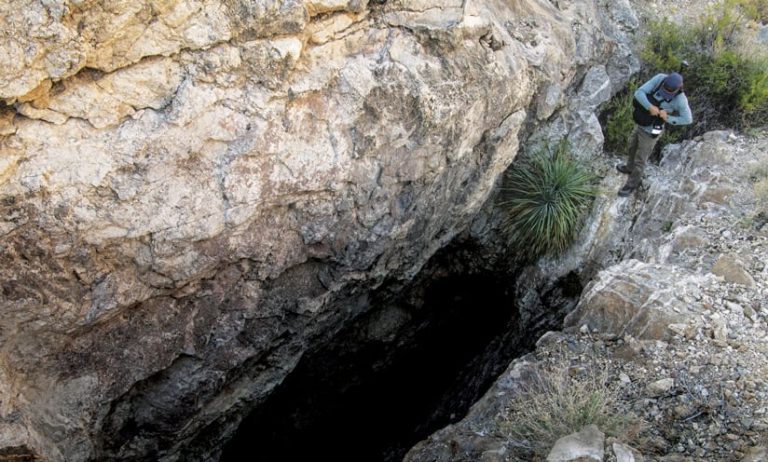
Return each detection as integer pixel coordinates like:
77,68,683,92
563,260,706,341
404,122,768,462
0,1,635,461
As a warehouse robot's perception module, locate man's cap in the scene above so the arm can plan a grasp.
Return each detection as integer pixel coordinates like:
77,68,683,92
659,72,683,99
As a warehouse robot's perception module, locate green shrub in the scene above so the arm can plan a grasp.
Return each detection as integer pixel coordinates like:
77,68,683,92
640,19,692,73
738,59,768,117
497,141,597,261
698,48,768,120
601,81,638,158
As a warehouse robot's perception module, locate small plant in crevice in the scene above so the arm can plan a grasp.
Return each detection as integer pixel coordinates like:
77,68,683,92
600,80,638,158
496,360,643,459
497,140,597,261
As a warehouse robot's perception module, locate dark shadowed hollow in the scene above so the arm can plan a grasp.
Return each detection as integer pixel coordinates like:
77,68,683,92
220,242,576,462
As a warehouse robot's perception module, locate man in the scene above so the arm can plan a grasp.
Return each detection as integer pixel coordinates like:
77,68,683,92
617,72,693,197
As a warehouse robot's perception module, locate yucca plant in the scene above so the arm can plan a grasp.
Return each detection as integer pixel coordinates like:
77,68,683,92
498,141,597,260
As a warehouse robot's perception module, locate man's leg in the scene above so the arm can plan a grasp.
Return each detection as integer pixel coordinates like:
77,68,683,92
617,127,640,174
626,127,640,170
620,128,658,195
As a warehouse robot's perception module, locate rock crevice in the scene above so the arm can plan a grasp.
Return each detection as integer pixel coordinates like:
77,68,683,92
0,0,639,460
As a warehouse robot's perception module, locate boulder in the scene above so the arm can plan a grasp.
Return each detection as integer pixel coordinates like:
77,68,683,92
563,260,702,341
546,425,605,462
711,253,757,287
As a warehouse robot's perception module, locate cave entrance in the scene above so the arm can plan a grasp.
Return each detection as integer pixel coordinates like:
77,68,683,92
221,243,573,462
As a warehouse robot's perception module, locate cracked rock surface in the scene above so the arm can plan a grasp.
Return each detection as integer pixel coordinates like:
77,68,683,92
0,0,638,460
404,131,768,461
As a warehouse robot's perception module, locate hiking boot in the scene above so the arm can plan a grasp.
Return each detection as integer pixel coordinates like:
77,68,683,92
616,164,632,174
618,184,636,197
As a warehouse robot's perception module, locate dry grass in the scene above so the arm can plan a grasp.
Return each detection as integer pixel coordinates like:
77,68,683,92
497,360,643,458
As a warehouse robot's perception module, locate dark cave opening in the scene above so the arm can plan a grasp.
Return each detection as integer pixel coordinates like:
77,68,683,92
220,245,573,462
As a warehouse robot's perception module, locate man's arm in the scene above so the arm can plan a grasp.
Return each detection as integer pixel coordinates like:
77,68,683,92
634,74,666,112
665,93,693,126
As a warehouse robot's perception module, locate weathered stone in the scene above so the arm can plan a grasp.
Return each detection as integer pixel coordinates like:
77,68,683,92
0,0,636,461
711,254,757,287
0,0,231,100
563,260,698,341
546,425,605,462
744,305,758,323
659,455,694,462
613,441,644,462
646,378,674,397
29,57,184,128
536,81,562,120
742,446,768,462
670,226,708,254
0,109,15,135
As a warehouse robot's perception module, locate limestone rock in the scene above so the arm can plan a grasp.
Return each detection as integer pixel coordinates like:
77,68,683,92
613,441,644,462
563,260,700,341
0,0,231,100
646,378,674,397
0,109,14,135
742,446,768,462
711,253,757,287
546,425,605,462
670,226,708,254
21,57,184,128
0,0,635,461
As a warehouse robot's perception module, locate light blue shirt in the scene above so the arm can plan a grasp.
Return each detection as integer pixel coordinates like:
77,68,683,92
634,73,693,132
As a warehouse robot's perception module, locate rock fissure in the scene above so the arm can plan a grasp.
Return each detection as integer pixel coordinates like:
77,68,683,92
0,0,644,460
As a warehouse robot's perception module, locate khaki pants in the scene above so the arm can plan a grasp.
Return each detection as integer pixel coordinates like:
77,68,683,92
625,126,659,188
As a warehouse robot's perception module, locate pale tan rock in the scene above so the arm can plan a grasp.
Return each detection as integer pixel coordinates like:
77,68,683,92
564,260,701,340
15,103,68,125
40,57,184,128
0,0,229,100
0,0,87,99
613,442,645,462
0,109,15,136
646,378,674,396
711,253,757,287
82,0,232,72
308,12,360,45
742,446,768,462
546,424,604,462
17,79,52,104
306,0,367,17
671,226,708,254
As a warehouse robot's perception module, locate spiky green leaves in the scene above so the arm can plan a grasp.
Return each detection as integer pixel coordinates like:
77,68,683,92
498,142,597,260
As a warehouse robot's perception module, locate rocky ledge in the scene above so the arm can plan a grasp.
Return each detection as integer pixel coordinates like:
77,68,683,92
0,0,639,461
405,131,768,461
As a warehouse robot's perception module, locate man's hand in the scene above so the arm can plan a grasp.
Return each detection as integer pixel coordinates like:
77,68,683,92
649,105,660,116
659,110,669,121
